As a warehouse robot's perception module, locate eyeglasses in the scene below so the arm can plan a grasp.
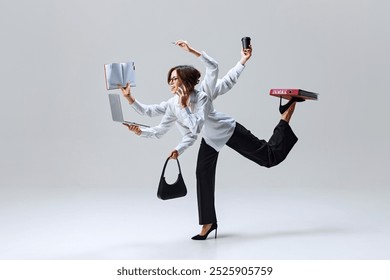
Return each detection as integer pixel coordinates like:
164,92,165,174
168,77,179,84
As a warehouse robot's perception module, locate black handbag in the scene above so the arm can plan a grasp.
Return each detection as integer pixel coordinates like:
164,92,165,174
157,157,187,200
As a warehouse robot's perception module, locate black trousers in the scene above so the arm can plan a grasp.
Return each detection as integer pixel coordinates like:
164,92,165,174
195,120,298,225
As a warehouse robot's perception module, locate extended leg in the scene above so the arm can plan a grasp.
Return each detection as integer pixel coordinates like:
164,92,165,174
226,120,298,168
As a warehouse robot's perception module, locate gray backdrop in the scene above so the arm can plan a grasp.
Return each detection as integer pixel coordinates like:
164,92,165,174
1,0,389,259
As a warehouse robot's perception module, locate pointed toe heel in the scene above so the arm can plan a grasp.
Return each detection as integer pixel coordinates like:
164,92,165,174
279,97,305,114
191,223,218,240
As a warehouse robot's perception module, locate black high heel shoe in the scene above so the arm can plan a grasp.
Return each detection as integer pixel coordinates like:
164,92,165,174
279,97,305,114
191,223,218,240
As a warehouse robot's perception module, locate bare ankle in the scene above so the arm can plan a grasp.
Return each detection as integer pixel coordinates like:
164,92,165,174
281,102,296,123
201,224,212,234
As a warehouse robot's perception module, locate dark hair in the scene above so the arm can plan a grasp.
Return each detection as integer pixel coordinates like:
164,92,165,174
167,65,201,93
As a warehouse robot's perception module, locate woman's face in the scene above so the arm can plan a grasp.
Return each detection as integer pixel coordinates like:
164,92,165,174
168,70,182,94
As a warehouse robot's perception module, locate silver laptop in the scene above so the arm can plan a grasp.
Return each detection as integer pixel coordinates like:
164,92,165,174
108,93,150,127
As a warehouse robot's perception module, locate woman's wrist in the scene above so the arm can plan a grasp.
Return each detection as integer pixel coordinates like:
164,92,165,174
126,95,135,104
240,57,248,65
189,48,201,57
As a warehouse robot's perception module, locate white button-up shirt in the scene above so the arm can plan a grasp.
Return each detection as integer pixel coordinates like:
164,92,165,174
131,52,245,154
132,90,211,155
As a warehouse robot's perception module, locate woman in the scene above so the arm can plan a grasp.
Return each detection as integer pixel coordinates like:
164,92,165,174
122,41,302,240
175,42,301,240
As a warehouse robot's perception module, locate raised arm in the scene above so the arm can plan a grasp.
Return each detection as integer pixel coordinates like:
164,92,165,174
213,46,252,97
175,40,253,100
174,40,219,100
174,39,202,57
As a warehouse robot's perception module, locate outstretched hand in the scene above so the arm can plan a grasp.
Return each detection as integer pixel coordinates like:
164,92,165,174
119,82,135,104
240,44,253,65
174,40,201,57
123,123,142,135
174,40,191,52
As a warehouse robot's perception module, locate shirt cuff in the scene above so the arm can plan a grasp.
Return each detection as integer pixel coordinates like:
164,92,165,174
130,99,142,110
175,145,184,155
199,51,207,61
236,61,245,71
139,128,150,137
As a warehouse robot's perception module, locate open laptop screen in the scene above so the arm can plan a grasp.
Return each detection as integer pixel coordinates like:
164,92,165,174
108,94,149,127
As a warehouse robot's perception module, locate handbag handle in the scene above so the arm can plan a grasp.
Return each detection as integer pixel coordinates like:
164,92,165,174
161,157,182,176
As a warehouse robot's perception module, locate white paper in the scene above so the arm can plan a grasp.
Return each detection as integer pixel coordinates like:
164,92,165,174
104,61,136,90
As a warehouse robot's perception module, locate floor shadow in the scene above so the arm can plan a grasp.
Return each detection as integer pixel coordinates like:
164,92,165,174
59,227,349,259
218,227,347,241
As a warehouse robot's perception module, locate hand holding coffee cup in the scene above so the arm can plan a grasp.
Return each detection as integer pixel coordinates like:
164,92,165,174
241,37,251,50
